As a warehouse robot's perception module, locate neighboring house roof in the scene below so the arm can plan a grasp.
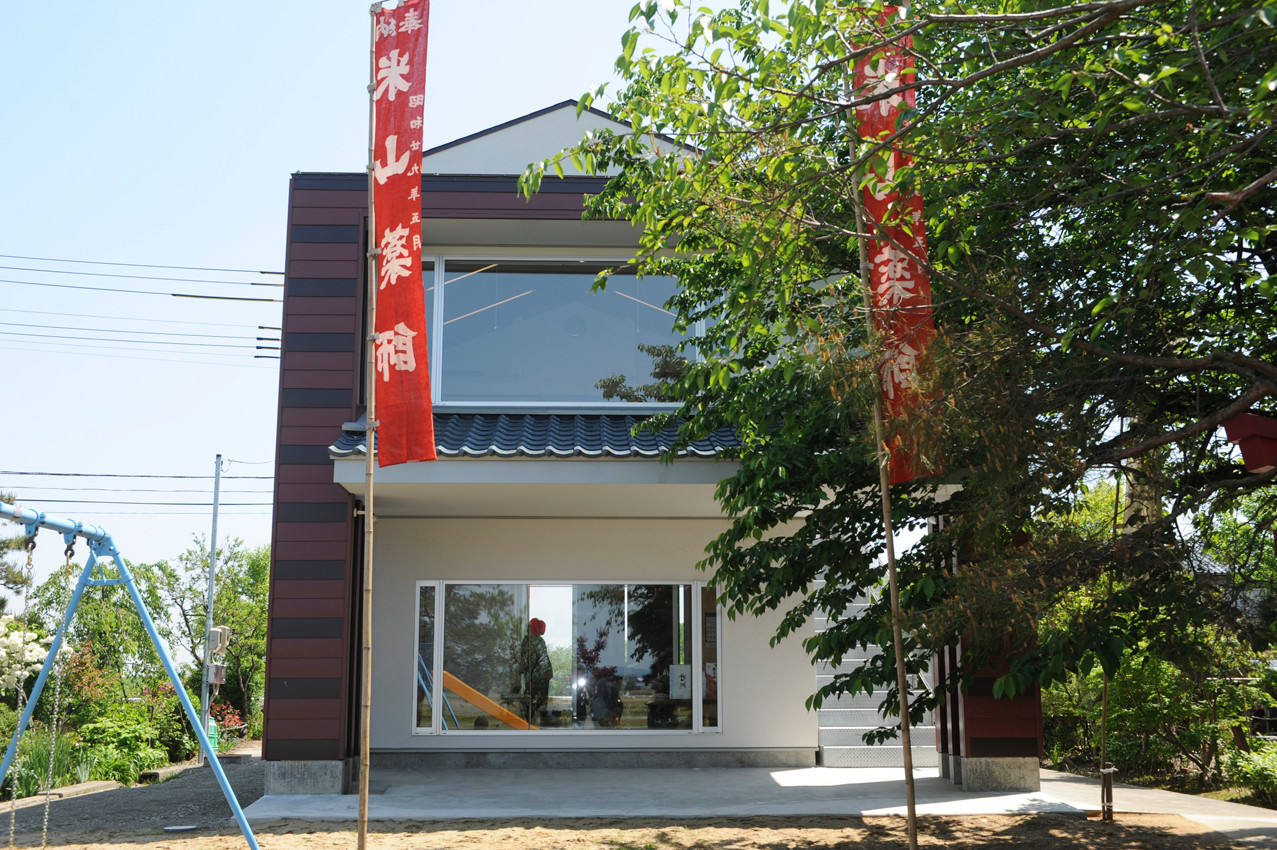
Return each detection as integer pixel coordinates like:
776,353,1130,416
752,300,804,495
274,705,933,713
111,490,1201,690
329,412,740,460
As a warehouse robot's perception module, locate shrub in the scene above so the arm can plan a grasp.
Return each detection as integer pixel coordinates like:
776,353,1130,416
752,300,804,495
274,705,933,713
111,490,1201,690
1231,745,1277,807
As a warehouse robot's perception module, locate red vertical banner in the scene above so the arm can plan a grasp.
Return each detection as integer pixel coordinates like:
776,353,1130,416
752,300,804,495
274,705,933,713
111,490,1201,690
372,0,435,465
853,6,935,485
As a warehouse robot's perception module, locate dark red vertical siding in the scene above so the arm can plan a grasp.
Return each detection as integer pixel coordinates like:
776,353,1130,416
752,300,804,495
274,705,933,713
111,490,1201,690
264,173,366,762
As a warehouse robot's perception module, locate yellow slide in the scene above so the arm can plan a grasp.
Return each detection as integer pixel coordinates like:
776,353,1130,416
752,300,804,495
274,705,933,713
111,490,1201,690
441,670,539,731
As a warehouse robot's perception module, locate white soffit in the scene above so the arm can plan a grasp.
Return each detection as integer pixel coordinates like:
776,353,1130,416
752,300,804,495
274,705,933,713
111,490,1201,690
332,457,736,519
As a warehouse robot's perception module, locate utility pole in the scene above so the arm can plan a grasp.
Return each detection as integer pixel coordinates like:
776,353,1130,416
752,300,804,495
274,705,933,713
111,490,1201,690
198,453,222,766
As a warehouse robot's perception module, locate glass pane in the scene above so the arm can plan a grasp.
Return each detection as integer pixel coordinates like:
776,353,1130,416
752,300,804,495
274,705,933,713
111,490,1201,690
701,586,719,729
415,584,435,729
570,584,693,730
440,261,682,402
442,584,529,731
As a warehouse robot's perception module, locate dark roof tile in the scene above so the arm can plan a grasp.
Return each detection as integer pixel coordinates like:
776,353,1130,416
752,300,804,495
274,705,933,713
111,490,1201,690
330,413,738,460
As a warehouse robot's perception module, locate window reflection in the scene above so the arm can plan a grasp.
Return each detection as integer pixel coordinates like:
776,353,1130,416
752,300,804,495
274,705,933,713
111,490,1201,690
439,262,682,403
426,583,704,731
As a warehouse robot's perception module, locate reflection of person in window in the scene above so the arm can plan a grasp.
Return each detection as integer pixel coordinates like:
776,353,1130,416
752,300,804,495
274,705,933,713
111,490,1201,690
510,618,552,724
590,674,624,727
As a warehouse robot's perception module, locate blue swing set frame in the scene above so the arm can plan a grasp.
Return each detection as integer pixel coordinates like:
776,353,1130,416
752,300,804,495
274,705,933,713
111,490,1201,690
0,503,260,850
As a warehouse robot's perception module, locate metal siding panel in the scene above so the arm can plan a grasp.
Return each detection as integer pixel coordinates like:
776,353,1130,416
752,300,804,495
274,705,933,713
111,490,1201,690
267,717,344,739
270,638,345,658
281,370,354,389
275,502,350,524
274,539,348,560
282,388,355,407
278,424,344,445
291,189,367,207
272,560,348,581
275,483,347,503
288,207,362,226
284,334,356,354
272,618,344,639
288,259,360,279
270,677,344,699
286,297,360,316
281,350,356,370
274,521,349,543
286,278,359,297
273,579,348,599
283,315,358,334
276,445,334,465
291,224,360,243
278,408,350,428
263,738,342,760
266,696,344,717
276,464,344,485
273,597,346,619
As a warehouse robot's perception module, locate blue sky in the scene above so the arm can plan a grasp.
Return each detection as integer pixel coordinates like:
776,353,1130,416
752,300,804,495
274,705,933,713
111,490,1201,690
0,1,645,584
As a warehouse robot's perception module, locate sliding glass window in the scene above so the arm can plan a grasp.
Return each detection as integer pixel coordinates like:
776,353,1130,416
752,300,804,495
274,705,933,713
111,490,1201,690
415,582,721,733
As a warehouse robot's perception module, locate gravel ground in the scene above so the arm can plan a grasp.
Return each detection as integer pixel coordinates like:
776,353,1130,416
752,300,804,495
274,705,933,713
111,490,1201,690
0,756,1247,849
3,757,263,843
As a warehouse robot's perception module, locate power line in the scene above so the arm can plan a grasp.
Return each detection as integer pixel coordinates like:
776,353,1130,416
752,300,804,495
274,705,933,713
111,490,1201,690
0,321,278,342
1,307,279,331
1,471,273,479
0,253,283,276
1,330,272,351
20,500,273,506
0,342,278,370
3,278,281,303
0,264,283,287
9,486,273,494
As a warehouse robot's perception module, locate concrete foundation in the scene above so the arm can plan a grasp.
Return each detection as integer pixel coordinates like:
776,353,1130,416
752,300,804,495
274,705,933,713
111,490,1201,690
957,756,1039,792
264,759,354,795
372,749,816,770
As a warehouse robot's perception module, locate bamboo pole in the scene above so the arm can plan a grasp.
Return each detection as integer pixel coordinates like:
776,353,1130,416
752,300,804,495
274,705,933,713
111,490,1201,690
853,197,920,850
358,5,382,849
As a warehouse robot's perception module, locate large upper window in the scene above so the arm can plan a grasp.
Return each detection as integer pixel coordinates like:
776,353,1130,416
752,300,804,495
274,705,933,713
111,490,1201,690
433,261,682,404
416,581,721,734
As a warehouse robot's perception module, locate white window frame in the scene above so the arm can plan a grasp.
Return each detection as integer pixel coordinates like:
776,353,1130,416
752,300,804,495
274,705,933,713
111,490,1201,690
411,579,723,737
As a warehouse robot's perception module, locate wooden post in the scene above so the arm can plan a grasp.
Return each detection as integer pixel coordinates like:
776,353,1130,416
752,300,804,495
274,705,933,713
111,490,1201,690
853,198,919,850
358,5,382,849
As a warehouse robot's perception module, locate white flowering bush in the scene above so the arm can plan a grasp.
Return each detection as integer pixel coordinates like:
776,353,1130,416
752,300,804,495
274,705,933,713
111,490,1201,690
0,615,51,690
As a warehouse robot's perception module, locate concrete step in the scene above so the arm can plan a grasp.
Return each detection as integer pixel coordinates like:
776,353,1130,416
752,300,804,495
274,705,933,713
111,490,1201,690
820,745,940,768
817,707,901,725
819,724,936,746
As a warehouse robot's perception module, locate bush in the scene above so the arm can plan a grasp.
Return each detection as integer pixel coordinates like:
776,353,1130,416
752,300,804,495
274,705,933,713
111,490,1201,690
140,683,196,762
1231,745,1277,807
78,712,168,783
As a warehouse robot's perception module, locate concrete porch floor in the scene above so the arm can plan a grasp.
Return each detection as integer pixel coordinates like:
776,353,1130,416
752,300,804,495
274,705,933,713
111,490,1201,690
243,766,1277,846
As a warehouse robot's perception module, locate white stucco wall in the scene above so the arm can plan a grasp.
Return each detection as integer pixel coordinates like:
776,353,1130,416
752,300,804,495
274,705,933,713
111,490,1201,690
368,516,818,752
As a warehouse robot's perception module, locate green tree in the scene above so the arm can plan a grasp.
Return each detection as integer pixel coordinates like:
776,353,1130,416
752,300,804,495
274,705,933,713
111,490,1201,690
0,493,33,609
522,0,1277,727
147,539,270,725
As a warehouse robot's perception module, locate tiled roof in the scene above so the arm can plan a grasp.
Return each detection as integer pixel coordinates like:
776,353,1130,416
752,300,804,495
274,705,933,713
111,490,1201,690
330,413,739,459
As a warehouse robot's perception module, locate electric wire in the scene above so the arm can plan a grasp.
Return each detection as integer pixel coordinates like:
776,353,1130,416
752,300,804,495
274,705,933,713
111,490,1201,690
24,500,273,506
0,321,278,342
2,307,281,331
3,278,281,302
11,487,272,494
0,253,282,275
0,342,277,369
0,264,282,287
1,330,272,351
1,471,272,479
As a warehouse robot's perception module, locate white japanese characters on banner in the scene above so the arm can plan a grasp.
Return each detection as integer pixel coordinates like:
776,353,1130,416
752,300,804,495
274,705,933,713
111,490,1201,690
853,5,936,485
372,0,435,465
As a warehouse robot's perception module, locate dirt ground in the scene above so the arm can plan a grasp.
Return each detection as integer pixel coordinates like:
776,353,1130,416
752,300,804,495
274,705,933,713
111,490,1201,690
0,758,1248,849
